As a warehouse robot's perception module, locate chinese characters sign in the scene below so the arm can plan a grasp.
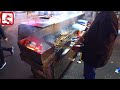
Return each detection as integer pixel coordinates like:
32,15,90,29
0,12,14,26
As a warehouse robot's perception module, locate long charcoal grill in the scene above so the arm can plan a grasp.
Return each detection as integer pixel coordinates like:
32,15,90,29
18,14,85,79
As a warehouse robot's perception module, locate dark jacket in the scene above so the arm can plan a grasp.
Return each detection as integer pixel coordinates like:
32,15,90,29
81,11,118,68
0,25,6,39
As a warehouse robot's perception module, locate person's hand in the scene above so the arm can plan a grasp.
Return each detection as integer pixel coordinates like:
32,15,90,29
4,38,8,41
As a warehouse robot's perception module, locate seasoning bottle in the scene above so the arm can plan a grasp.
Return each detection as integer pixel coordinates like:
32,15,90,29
77,52,83,64
77,30,81,38
80,52,82,60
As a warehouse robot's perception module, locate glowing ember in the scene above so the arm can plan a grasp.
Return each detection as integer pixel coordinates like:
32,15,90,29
27,41,42,53
19,36,43,54
26,44,42,54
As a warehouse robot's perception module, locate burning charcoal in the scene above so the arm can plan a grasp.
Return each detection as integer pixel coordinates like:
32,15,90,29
29,42,36,47
37,50,41,53
23,40,31,46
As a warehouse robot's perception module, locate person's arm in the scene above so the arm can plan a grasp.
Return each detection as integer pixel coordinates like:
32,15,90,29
0,25,7,39
78,30,88,44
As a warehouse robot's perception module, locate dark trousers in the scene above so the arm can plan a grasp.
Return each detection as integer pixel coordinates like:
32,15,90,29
0,40,11,66
83,62,96,79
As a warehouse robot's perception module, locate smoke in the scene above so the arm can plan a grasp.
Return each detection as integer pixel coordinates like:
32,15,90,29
56,11,83,34
82,11,97,22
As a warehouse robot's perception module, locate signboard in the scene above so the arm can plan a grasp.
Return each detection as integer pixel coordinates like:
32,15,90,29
0,11,14,26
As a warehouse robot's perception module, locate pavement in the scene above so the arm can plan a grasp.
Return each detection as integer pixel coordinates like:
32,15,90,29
0,12,120,79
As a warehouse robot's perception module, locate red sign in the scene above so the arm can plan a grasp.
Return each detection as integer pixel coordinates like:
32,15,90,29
0,12,14,26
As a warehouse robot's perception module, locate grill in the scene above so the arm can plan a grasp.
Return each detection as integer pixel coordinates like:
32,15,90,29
18,14,85,79
18,36,55,65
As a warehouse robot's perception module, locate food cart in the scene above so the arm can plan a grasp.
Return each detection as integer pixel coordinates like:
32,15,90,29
17,11,87,79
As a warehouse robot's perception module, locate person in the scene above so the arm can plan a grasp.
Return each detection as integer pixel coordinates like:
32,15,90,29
73,11,118,79
0,25,14,70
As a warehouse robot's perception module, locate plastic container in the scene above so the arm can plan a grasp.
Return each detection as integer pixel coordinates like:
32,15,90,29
115,68,120,73
77,19,88,26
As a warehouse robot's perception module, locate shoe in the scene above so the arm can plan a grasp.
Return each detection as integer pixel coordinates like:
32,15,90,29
10,46,14,55
77,59,82,64
77,61,82,64
0,62,6,70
